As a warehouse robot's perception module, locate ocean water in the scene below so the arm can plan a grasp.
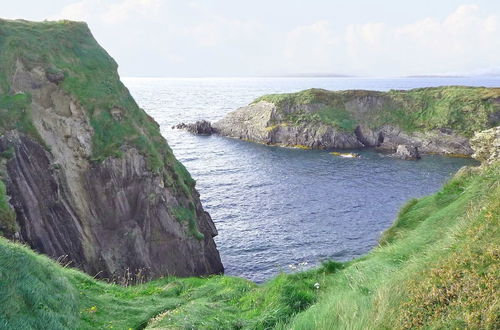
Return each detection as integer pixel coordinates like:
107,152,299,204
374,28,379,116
123,77,497,282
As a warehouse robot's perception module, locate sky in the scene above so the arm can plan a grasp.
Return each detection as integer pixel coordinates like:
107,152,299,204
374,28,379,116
2,0,500,77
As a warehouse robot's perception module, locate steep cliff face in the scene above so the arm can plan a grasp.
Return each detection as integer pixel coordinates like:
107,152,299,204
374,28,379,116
211,88,500,155
0,19,223,280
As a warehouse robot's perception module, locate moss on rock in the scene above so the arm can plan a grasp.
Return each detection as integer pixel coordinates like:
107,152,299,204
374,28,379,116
256,87,500,136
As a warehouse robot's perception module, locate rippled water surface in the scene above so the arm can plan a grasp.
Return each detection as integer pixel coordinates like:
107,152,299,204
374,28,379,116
123,77,496,282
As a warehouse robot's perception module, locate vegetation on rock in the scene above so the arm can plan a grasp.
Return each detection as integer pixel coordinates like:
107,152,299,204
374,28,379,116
0,19,192,179
0,181,16,237
0,19,204,240
256,87,500,136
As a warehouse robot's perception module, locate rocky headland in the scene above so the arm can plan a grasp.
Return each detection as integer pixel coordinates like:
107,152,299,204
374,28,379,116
0,19,223,280
176,87,500,158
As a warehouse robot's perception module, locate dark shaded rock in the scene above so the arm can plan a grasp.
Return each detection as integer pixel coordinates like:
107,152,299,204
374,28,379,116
46,71,65,84
393,145,420,160
174,120,214,135
110,107,125,121
488,109,500,126
354,125,382,147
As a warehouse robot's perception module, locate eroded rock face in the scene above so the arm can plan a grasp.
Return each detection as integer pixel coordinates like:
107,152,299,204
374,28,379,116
178,100,475,154
1,62,223,280
184,90,489,156
370,126,473,156
210,101,364,149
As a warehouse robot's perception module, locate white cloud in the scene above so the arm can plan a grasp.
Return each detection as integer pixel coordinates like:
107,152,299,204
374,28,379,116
45,2,500,76
103,0,162,23
282,4,500,75
284,21,340,73
184,17,263,47
51,0,162,23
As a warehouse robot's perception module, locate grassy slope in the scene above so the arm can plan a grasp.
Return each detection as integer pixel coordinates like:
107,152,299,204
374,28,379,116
286,162,499,329
1,161,497,329
256,87,500,136
0,235,335,329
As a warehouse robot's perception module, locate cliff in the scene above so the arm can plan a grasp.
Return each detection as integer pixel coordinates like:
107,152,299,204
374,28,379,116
0,19,223,280
209,87,500,156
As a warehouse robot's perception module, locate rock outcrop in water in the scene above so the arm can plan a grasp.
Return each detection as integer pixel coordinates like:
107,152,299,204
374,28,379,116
176,87,500,157
393,145,421,160
174,120,215,135
0,19,223,280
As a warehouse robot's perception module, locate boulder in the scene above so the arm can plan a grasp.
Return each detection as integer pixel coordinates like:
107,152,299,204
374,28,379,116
46,71,65,84
174,120,215,135
393,145,420,160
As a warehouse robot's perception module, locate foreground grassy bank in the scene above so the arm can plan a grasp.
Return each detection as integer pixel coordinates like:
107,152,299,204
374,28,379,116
1,160,498,329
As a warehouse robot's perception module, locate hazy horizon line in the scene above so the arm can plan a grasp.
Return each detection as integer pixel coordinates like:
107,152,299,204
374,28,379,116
121,74,500,79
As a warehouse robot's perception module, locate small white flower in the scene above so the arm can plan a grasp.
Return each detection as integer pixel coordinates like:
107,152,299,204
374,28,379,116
314,282,320,289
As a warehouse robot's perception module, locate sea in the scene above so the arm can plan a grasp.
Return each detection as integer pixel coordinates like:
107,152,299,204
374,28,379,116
123,76,499,282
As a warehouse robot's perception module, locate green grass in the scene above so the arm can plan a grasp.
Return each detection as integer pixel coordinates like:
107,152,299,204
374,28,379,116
256,87,500,136
0,19,169,172
0,236,332,329
0,161,497,329
0,180,17,237
285,162,499,329
0,93,42,143
171,205,205,240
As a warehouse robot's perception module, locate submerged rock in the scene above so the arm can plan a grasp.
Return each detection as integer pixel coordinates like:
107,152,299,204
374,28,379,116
393,145,421,160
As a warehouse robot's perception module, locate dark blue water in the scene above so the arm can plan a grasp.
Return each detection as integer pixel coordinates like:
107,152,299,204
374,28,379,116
124,77,492,282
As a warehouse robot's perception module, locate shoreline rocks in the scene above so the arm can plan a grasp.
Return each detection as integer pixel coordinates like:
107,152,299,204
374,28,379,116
174,87,499,158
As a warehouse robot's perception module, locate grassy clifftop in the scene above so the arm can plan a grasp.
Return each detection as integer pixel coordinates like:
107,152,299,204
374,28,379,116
0,19,191,178
0,19,203,237
1,160,497,329
256,87,500,136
